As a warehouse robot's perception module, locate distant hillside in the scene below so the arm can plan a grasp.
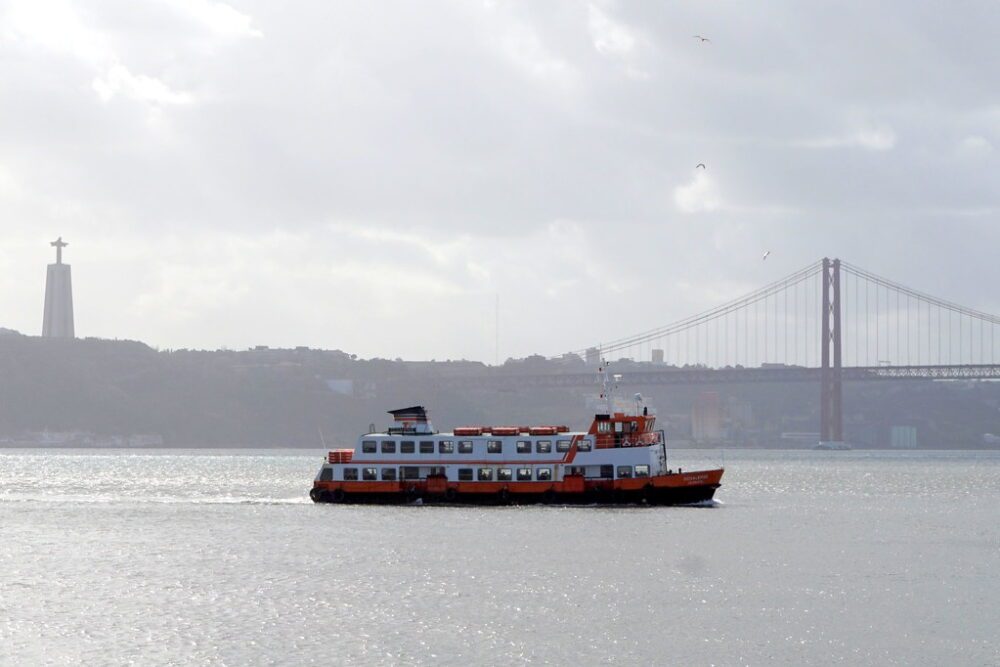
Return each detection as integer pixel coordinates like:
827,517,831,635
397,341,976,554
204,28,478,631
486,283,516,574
0,336,586,446
1,336,998,448
0,336,470,445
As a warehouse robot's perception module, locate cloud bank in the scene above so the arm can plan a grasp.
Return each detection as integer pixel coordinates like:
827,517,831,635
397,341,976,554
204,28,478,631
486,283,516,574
1,0,998,359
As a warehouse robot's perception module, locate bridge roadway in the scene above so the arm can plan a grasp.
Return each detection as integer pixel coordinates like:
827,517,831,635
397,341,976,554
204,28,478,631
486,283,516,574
447,364,1000,389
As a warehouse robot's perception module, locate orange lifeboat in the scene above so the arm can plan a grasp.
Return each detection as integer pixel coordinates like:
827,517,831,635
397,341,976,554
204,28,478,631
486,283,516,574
327,449,354,464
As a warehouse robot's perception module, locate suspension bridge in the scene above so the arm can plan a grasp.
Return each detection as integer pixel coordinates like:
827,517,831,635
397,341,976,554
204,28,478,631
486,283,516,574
464,258,1000,446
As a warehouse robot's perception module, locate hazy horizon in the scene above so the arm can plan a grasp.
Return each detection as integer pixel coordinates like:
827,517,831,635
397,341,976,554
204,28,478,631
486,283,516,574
2,1,998,362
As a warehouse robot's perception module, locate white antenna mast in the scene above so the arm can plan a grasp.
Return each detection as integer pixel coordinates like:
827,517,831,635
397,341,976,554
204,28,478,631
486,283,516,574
598,360,613,414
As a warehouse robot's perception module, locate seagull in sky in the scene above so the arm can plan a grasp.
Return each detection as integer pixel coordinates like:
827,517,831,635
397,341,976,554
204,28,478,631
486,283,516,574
762,250,771,261
696,163,706,169
693,35,711,43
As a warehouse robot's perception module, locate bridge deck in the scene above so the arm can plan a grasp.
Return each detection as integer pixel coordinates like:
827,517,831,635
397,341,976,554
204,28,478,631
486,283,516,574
448,365,1000,389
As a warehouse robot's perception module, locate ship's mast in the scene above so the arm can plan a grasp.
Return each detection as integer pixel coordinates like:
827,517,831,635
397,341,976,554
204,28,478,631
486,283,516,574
597,360,623,414
598,361,611,413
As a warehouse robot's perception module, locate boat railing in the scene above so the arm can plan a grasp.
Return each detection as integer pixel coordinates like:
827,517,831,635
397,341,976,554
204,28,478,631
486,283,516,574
386,427,437,435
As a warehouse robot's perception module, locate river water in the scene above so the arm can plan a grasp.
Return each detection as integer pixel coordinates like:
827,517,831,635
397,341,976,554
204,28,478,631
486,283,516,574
1,448,997,666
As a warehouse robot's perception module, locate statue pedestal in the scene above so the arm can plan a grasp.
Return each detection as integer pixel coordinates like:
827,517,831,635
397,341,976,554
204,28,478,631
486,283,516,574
42,263,74,338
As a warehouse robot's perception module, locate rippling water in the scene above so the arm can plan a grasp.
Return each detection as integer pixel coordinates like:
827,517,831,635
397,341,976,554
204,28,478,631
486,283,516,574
2,448,998,666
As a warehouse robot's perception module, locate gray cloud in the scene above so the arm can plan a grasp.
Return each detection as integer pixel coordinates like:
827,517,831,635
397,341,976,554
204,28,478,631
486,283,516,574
1,0,998,359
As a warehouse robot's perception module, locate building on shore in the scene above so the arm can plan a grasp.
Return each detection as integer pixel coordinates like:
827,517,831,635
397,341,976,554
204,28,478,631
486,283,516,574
692,391,724,442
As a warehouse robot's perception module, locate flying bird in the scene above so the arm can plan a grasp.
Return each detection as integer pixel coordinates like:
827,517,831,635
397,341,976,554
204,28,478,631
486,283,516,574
693,35,711,43
696,163,706,169
762,250,771,261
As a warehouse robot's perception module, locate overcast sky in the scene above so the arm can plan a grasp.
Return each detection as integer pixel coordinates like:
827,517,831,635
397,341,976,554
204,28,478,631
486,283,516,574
1,0,998,361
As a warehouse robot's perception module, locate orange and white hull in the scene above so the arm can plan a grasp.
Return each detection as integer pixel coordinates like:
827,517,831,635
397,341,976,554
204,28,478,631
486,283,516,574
310,468,723,506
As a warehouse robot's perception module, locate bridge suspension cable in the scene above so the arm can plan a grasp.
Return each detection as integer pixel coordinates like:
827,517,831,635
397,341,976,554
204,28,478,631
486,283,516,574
839,261,999,368
564,260,823,362
561,257,999,370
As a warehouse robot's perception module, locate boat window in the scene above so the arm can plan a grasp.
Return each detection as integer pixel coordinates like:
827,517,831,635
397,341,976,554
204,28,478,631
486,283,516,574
487,440,503,454
439,440,455,454
536,440,552,453
566,466,584,476
577,440,593,452
536,467,552,481
429,466,446,476
381,440,396,454
598,422,611,433
458,468,473,481
635,465,650,478
362,440,377,453
556,440,572,452
362,467,378,480
401,466,420,480
319,468,333,482
516,440,531,453
617,466,633,479
381,468,397,481
419,441,434,454
497,468,512,481
458,440,474,454
516,468,532,481
600,465,614,479
477,468,494,481
400,441,415,454
343,468,358,481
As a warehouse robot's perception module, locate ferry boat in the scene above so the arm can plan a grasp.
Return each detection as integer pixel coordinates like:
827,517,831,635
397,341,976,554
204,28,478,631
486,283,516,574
310,402,724,506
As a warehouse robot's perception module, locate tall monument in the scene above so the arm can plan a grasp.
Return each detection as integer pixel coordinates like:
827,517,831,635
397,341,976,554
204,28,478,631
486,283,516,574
42,237,75,338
